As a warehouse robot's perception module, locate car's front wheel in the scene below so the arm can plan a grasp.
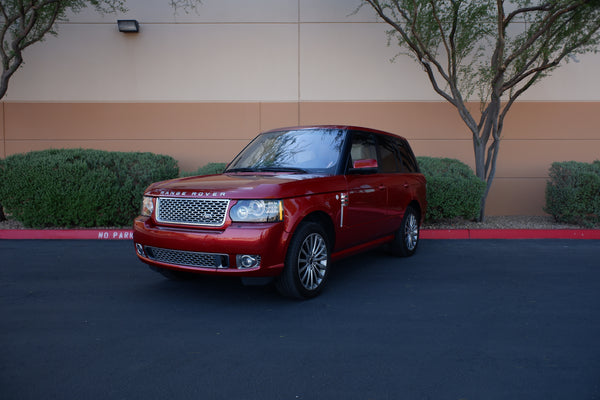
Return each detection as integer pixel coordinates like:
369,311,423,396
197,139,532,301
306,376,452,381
276,221,330,299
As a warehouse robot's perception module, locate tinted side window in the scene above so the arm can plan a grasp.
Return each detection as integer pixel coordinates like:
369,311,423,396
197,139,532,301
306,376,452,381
398,139,419,173
348,132,378,171
378,136,401,173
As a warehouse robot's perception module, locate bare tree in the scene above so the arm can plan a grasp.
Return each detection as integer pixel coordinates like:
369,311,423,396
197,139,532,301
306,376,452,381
362,0,600,220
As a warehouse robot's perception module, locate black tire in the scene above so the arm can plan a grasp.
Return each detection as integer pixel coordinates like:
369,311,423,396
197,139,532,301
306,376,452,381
389,206,420,257
275,221,331,299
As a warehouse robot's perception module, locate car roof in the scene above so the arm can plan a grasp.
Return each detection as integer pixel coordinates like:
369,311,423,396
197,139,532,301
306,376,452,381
261,125,408,142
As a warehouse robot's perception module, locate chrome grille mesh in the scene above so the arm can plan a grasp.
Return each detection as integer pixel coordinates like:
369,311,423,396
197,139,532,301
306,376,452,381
156,198,229,226
145,246,229,269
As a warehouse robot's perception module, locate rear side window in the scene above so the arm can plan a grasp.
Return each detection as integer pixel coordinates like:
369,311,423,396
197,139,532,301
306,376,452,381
378,136,401,173
347,131,420,174
398,139,419,173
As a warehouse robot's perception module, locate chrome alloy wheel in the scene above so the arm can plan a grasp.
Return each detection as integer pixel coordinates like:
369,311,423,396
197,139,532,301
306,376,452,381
404,212,419,251
297,232,328,291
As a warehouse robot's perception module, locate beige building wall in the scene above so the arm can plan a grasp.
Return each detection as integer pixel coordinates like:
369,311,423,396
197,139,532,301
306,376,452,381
3,101,599,216
2,0,600,216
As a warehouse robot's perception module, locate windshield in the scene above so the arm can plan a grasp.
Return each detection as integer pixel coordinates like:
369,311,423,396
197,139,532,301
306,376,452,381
226,129,346,175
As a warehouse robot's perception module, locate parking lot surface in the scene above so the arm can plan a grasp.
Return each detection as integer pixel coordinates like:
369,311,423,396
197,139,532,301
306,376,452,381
1,239,599,400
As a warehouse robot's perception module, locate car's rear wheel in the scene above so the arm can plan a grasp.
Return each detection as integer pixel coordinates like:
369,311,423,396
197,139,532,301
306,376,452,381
389,206,420,257
276,221,330,299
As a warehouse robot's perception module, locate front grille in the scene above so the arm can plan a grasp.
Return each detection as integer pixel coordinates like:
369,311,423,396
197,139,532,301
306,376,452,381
156,197,229,226
145,246,229,269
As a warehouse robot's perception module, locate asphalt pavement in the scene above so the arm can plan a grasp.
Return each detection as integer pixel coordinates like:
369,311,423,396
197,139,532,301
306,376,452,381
1,239,599,400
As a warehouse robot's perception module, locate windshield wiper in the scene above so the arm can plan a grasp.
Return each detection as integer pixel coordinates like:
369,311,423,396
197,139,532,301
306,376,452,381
255,167,309,174
226,166,310,174
225,167,257,173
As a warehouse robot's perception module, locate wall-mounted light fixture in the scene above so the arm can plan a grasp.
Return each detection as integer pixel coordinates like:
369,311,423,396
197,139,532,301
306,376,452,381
117,20,139,33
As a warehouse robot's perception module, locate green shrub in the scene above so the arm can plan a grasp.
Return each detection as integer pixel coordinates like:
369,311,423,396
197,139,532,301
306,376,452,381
545,161,600,226
417,156,486,222
0,149,179,228
181,162,227,177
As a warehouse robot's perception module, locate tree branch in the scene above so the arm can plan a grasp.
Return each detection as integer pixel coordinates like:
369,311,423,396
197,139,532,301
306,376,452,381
503,15,600,94
503,1,586,70
428,0,452,74
504,2,554,26
447,0,458,81
366,0,455,102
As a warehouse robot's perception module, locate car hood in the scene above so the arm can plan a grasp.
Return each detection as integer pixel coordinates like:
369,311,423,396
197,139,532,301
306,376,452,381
145,173,345,199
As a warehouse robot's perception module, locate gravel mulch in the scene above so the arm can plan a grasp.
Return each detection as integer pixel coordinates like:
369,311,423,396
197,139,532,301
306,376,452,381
423,215,597,230
1,215,597,230
0,219,26,230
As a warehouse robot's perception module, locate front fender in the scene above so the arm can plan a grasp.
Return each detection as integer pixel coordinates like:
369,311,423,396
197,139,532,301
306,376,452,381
283,192,341,235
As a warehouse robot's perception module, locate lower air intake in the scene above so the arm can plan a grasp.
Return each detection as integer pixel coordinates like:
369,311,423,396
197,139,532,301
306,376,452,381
145,246,229,269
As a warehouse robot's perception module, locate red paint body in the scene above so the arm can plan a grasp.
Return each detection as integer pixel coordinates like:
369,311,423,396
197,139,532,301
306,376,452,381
133,126,427,278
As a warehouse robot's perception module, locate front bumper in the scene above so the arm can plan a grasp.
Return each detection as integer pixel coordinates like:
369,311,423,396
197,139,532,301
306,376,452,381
133,217,289,277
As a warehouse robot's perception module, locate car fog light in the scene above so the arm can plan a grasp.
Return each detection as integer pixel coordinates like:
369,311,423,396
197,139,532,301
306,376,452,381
236,255,261,269
135,243,145,257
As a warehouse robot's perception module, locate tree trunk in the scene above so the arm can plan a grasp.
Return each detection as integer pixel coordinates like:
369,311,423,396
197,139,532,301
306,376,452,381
473,138,486,181
472,99,502,222
479,175,493,222
473,139,489,222
0,204,6,222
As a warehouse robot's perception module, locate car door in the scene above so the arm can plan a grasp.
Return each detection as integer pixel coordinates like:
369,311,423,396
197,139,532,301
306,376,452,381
337,131,389,249
377,135,411,228
395,137,426,215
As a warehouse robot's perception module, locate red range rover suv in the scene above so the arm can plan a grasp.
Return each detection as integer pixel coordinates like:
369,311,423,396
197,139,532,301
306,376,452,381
134,126,427,299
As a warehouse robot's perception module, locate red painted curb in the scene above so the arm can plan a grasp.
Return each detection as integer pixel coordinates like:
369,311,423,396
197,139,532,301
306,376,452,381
467,229,600,240
420,229,470,239
420,229,600,240
1,229,599,240
0,229,134,240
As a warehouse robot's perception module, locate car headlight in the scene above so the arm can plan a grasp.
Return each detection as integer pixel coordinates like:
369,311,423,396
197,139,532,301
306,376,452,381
141,196,154,217
230,200,283,222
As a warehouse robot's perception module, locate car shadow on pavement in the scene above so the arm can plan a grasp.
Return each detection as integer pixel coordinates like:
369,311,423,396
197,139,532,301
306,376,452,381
137,247,404,303
141,271,281,302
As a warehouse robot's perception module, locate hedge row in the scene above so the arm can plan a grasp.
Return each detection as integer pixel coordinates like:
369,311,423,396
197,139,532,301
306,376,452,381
545,161,600,226
0,150,487,227
3,149,595,228
0,149,179,228
416,156,486,222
